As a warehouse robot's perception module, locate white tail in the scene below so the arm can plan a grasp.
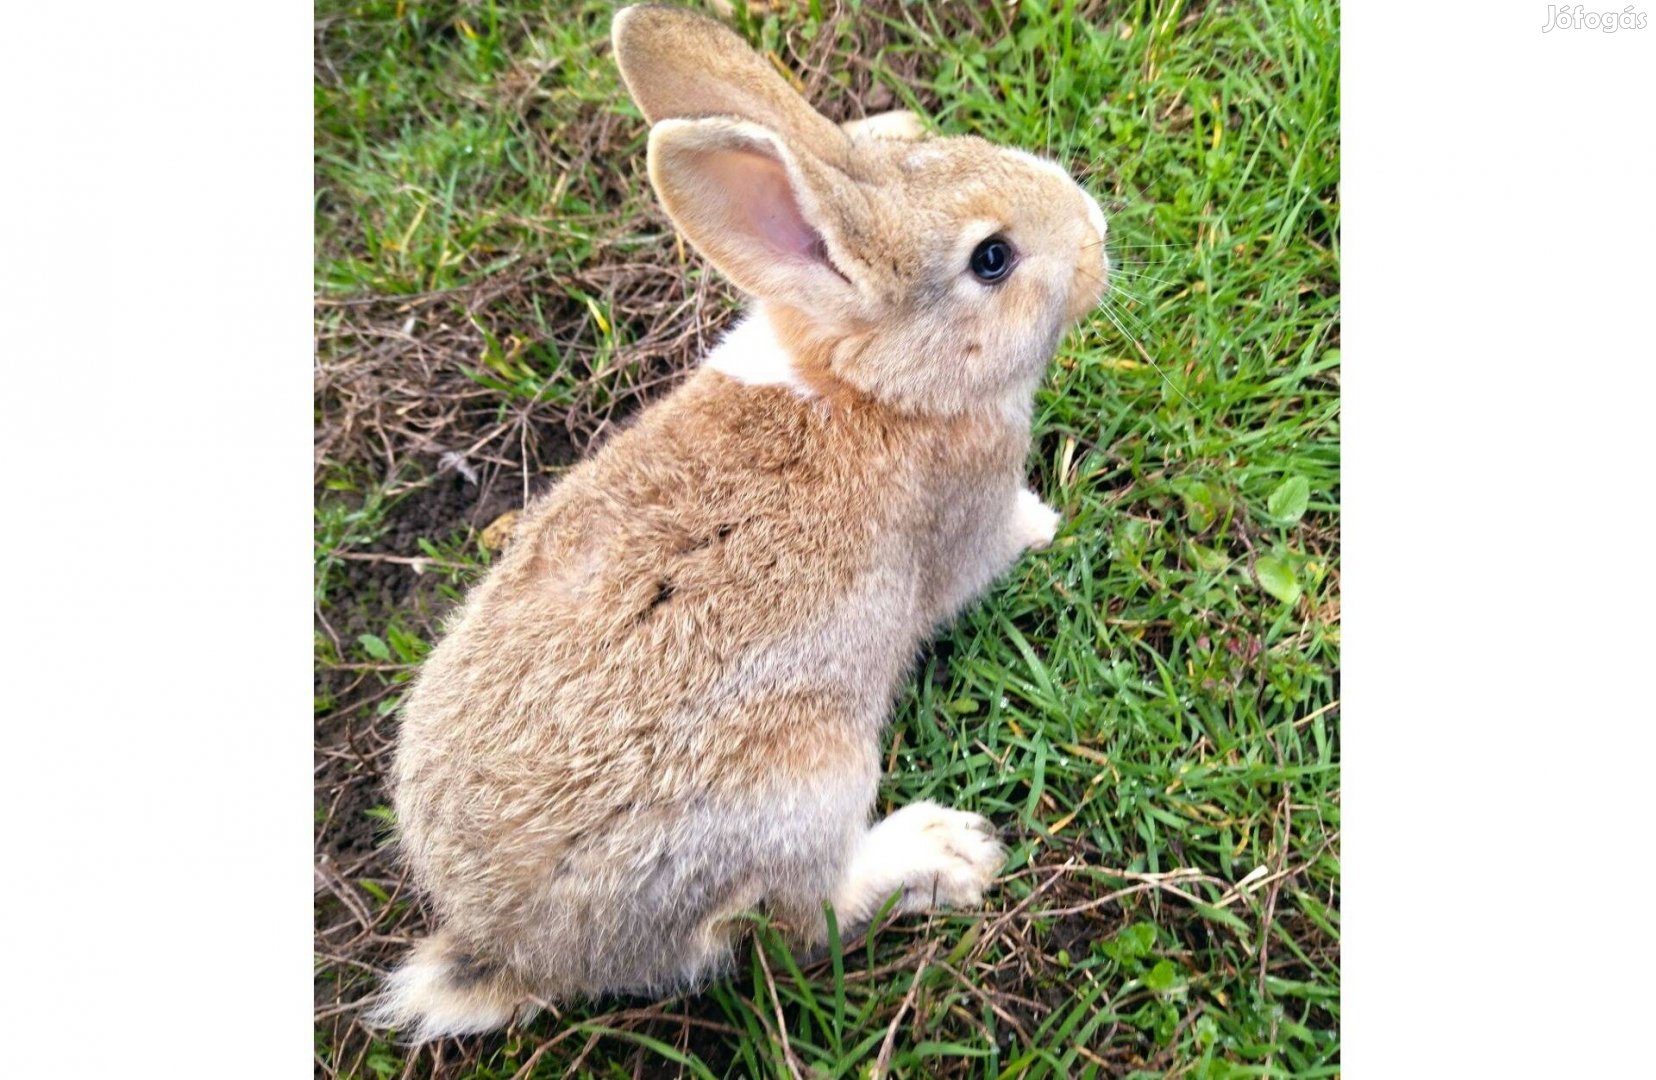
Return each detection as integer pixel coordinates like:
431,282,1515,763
363,931,529,1043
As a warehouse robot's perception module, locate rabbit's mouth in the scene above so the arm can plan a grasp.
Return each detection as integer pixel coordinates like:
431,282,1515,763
1067,236,1111,322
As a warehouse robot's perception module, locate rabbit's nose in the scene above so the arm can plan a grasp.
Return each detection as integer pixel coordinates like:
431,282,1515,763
1082,191,1107,244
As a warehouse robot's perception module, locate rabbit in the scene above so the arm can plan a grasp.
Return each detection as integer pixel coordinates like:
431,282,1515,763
366,2,1109,1042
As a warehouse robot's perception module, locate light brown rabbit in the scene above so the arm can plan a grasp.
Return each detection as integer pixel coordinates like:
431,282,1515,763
368,3,1109,1041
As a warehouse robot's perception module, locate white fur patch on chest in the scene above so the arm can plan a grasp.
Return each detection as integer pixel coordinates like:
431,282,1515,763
705,309,816,397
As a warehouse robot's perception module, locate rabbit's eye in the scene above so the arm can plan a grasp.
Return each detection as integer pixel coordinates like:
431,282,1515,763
969,237,1013,283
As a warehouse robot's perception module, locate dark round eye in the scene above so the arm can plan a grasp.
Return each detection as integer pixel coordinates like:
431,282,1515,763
969,236,1013,283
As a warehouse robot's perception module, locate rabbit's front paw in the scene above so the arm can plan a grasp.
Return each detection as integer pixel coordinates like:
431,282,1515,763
880,801,1006,910
1014,488,1061,551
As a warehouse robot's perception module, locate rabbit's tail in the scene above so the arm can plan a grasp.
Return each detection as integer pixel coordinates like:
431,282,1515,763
364,929,534,1043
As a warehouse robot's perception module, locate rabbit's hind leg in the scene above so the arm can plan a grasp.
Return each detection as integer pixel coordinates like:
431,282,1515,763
611,783,866,990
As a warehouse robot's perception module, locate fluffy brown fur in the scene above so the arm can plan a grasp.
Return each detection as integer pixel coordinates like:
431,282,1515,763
368,4,1108,1042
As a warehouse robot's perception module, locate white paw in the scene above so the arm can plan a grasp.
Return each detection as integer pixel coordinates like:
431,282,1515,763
874,801,1006,912
1014,488,1060,551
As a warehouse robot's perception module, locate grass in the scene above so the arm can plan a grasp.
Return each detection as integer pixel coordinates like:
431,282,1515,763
314,0,1340,1075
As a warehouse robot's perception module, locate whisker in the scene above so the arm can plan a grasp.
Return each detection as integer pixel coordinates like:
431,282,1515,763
1100,290,1157,342
1108,253,1183,269
1105,290,1154,313
1102,296,1156,341
1109,264,1173,274
1095,303,1144,353
1110,270,1185,290
1108,246,1187,268
1095,305,1195,407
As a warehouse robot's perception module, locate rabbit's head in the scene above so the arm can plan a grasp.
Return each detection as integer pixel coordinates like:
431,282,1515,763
613,4,1108,416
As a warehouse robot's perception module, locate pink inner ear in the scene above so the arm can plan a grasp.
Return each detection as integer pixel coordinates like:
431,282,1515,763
702,145,824,263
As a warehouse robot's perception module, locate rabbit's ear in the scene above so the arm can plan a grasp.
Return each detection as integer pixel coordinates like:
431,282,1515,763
647,117,866,307
612,4,850,168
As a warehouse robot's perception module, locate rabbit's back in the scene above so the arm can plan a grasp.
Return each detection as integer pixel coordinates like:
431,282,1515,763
387,369,1022,986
